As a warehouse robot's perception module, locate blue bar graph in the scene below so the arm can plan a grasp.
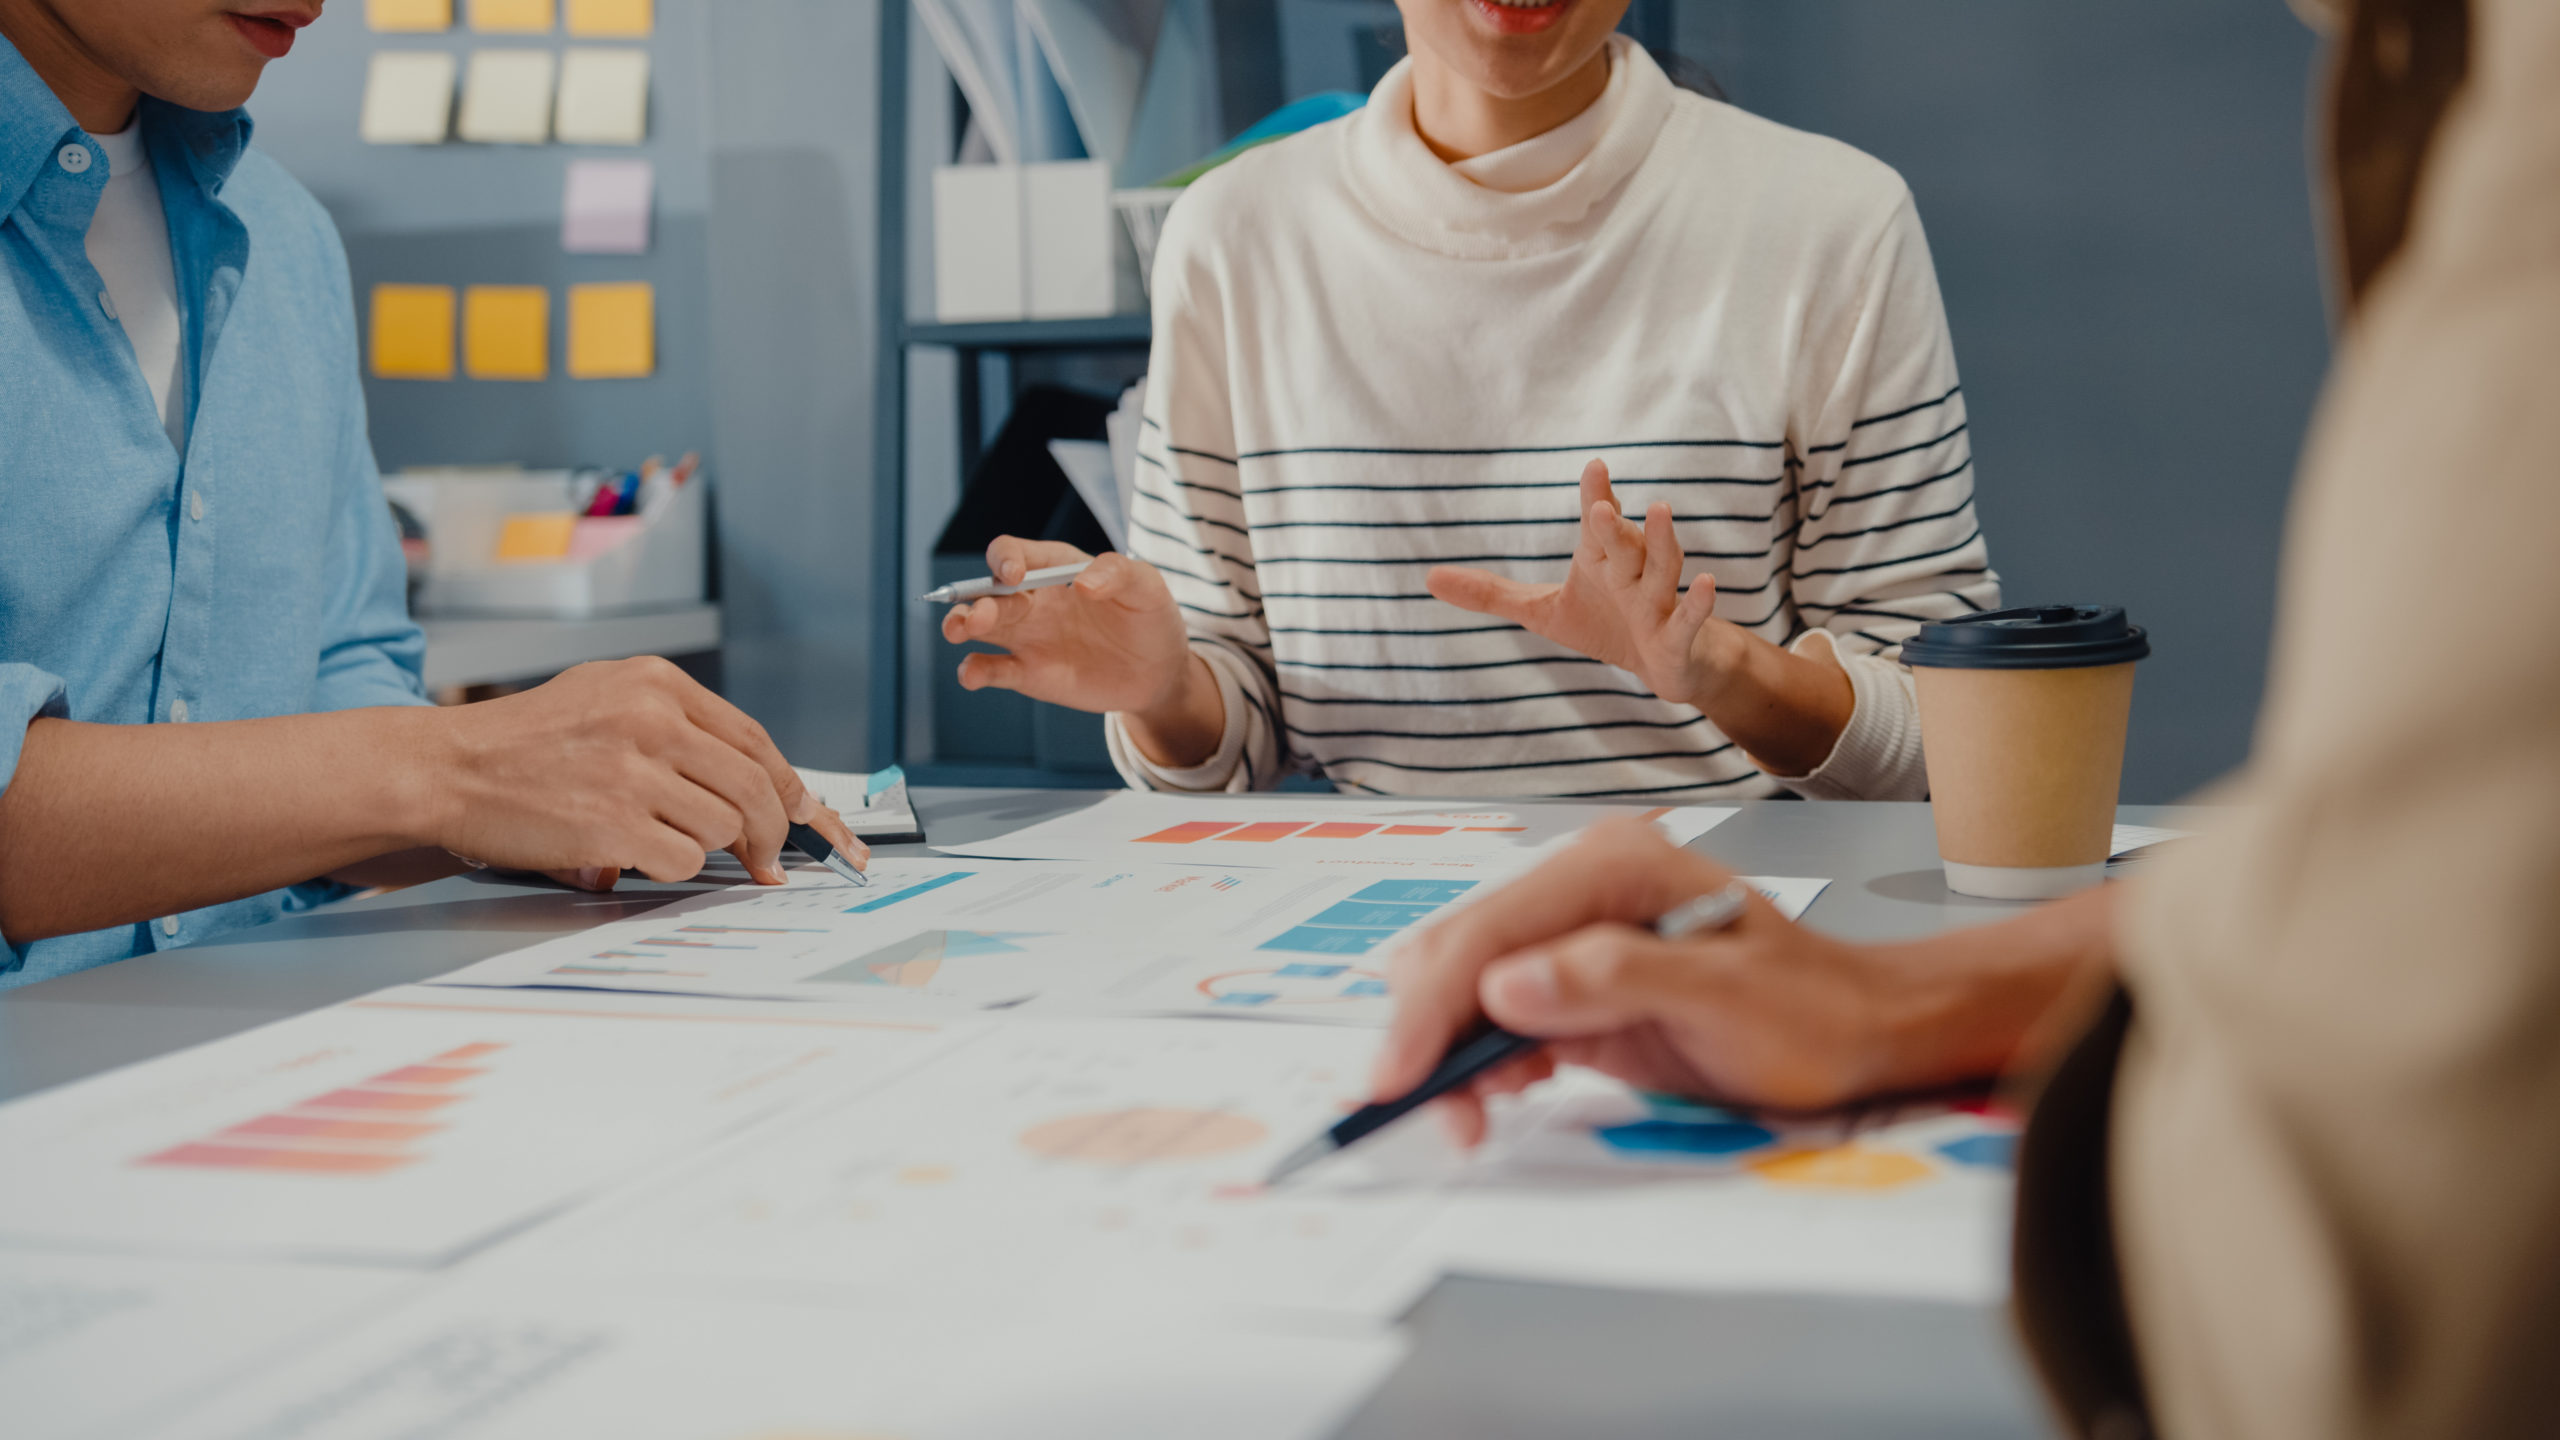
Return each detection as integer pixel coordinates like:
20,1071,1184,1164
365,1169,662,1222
846,872,976,913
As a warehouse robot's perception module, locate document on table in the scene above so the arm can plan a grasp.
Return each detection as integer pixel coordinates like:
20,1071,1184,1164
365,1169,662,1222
0,988,965,1265
932,791,1736,868
1347,1069,2018,1304
133,1275,1404,1440
2109,822,2194,857
0,1250,417,1440
427,855,1536,1021
797,761,926,843
493,1017,1447,1322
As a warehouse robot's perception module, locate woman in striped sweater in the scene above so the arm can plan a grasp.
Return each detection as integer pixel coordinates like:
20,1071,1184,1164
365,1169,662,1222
941,0,1999,802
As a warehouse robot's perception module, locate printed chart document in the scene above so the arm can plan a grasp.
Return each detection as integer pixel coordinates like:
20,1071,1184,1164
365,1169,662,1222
1357,1070,2018,1304
136,1276,1403,1440
0,1250,416,1440
428,856,1531,1022
933,792,1736,868
499,1017,1446,1321
0,988,963,1265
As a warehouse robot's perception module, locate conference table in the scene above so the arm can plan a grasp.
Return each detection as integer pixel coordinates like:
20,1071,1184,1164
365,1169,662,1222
0,789,2189,1438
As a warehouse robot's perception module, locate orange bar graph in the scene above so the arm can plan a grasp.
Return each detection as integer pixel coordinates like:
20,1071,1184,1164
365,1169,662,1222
369,1064,485,1087
1301,822,1382,839
143,1143,416,1175
1219,822,1310,843
301,1087,464,1113
1382,825,1453,836
1135,821,1243,844
223,1115,443,1143
436,1042,508,1061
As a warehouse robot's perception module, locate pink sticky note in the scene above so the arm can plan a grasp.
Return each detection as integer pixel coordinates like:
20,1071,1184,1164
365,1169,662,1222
562,157,653,255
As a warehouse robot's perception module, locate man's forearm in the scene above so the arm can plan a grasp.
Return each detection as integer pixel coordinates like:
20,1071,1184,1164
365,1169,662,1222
0,708,447,944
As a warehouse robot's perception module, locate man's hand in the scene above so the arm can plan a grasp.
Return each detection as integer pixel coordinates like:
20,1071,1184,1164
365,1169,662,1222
1428,459,1731,710
430,657,861,887
1372,818,2121,1147
941,537,1226,768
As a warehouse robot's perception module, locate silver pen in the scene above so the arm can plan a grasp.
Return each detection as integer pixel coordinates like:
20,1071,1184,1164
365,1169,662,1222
785,821,870,887
919,561,1092,606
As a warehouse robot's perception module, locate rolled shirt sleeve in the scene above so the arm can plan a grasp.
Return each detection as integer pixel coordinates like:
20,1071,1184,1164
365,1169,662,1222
0,662,71,972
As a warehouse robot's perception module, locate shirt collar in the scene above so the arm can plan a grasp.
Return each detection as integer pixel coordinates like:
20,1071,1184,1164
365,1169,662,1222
0,29,254,220
0,28,83,221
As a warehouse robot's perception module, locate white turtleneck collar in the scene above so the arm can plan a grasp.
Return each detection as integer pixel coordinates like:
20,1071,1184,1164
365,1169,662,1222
1342,33,1674,260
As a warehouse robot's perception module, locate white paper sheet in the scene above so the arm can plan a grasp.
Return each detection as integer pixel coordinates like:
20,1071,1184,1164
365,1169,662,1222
427,855,1541,1022
0,1251,416,1440
2109,823,2194,857
0,988,963,1265
934,792,1736,868
1348,1070,2018,1304
456,49,555,143
358,50,456,144
136,1275,1404,1440
497,1018,1446,1321
1741,875,1829,920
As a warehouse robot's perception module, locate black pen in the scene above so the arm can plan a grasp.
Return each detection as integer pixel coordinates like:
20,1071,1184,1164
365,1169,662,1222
786,821,870,888
1263,878,1755,1185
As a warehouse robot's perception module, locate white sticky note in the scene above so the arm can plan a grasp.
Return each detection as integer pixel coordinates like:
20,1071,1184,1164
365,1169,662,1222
358,50,456,144
457,48,556,143
561,156,653,253
553,47,649,145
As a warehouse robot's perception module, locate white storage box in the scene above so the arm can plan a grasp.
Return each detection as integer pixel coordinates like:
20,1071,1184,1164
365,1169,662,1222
384,467,707,619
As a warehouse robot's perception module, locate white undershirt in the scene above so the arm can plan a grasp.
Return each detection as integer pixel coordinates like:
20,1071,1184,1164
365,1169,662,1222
83,122,188,454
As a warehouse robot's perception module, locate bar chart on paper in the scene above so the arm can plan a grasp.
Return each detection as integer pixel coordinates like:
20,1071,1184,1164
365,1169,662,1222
0,993,950,1263
932,792,1738,868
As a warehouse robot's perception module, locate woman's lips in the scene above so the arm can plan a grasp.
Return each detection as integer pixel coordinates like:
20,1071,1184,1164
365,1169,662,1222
1469,0,1571,37
226,12,300,59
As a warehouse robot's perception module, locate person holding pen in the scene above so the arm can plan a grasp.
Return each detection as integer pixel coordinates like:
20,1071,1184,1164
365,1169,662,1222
944,0,1997,801
0,0,860,987
1378,0,2560,1431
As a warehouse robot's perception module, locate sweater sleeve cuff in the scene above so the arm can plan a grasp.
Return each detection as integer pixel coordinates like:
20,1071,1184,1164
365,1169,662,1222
0,663,72,975
1106,642,1250,793
1765,631,1930,801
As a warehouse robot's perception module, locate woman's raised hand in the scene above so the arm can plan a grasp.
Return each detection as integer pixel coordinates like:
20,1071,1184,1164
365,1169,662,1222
1427,459,1731,710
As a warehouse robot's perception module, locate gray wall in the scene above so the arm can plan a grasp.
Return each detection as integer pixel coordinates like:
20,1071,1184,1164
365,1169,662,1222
250,0,884,769
1676,2,2333,802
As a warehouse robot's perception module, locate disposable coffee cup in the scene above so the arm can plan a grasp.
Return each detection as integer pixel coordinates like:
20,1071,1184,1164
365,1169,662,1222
1903,606,2149,901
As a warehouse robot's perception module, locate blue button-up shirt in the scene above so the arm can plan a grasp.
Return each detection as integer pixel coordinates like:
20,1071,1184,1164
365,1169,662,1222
1,36,426,987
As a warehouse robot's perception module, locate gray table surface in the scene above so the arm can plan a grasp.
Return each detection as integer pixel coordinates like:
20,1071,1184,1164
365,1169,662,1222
0,790,2187,1437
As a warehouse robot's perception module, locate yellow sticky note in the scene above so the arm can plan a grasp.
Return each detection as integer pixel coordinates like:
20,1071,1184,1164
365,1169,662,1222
566,0,651,36
496,511,578,561
463,285,549,380
368,0,452,31
369,284,455,379
468,0,552,32
567,282,653,378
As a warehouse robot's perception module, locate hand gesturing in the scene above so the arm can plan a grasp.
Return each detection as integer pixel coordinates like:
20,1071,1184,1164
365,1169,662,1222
1426,459,1727,710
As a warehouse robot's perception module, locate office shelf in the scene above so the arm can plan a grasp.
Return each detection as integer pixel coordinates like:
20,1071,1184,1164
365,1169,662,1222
902,315,1152,350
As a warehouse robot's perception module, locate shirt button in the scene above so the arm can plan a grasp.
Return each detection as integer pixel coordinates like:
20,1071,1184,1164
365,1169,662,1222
160,916,180,937
190,492,206,521
98,290,118,320
171,698,190,723
57,143,92,174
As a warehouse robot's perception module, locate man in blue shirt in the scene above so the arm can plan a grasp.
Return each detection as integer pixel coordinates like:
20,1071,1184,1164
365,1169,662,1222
0,0,860,987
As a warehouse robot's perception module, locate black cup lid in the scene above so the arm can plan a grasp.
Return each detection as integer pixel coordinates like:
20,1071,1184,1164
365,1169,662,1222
1899,605,2150,670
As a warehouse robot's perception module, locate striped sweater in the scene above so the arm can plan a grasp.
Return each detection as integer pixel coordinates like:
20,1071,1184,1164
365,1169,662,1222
1104,41,2000,802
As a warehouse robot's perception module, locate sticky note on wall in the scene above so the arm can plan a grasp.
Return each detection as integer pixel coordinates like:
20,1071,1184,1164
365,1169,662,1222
567,282,653,378
554,48,650,145
463,285,549,380
468,0,552,32
368,0,452,31
370,284,456,379
458,49,556,142
565,0,650,36
359,51,455,144
562,157,652,253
